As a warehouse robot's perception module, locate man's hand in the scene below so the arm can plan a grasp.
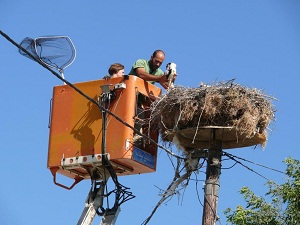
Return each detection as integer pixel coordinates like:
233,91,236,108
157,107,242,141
158,74,169,89
135,68,175,90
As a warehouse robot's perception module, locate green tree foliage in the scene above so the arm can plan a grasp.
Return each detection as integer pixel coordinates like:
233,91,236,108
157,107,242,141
223,157,300,225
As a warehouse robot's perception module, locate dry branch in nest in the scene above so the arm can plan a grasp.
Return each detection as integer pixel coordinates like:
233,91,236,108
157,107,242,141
148,80,276,149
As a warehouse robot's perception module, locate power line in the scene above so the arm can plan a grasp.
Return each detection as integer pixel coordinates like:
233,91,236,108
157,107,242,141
223,152,271,181
0,29,184,160
221,161,238,170
223,151,286,175
2,29,288,225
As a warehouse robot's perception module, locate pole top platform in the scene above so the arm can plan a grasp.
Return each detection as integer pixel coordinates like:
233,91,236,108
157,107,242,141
164,126,266,149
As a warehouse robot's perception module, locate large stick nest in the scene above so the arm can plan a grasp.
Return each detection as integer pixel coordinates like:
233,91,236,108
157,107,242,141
149,81,276,149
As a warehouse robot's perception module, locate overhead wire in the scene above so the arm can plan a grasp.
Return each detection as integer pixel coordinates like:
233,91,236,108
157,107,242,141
2,30,285,181
223,151,287,175
2,29,287,225
0,29,183,160
223,152,271,181
221,161,238,170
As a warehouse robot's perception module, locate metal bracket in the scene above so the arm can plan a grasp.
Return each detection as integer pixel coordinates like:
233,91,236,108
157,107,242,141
101,207,121,225
50,167,83,190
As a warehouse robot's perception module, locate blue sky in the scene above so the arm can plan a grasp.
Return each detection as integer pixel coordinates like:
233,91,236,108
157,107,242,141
1,1,300,224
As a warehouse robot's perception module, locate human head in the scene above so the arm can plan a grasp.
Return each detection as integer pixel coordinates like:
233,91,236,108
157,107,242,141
108,63,125,78
149,50,165,71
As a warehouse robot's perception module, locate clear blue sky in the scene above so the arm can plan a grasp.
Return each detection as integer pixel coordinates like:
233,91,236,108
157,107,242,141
1,1,300,225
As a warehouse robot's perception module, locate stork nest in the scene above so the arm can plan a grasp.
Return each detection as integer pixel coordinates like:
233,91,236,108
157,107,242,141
148,81,276,148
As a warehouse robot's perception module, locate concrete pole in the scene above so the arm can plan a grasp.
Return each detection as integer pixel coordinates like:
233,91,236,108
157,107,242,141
202,129,222,225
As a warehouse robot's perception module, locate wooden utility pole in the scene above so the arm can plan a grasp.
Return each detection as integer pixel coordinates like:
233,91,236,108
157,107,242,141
202,129,222,225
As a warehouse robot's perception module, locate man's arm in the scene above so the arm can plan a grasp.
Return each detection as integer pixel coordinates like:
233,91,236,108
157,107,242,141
135,68,169,89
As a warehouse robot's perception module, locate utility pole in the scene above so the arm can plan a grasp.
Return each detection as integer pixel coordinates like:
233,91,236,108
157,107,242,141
202,129,222,225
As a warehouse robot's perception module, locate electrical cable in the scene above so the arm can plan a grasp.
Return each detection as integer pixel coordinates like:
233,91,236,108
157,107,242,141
96,93,136,216
0,29,179,221
223,151,286,175
221,162,238,170
4,30,283,225
195,177,204,207
0,29,183,160
223,152,270,181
